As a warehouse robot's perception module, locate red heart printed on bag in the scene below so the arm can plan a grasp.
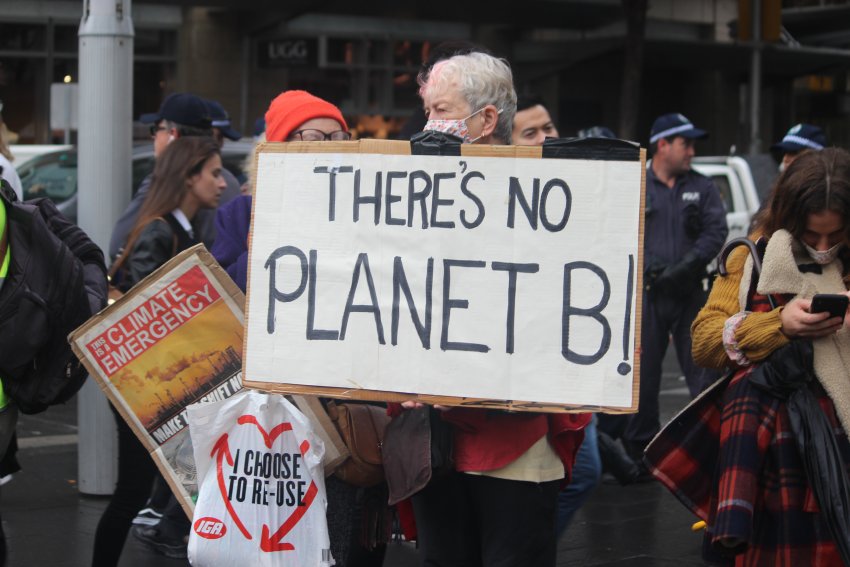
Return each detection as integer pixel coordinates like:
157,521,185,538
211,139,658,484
210,414,319,552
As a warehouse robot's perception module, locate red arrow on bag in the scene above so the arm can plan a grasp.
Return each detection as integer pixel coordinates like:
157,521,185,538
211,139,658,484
211,433,252,540
260,480,319,552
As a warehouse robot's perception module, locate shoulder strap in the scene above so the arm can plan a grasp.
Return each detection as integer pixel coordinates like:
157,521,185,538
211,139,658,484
745,237,777,311
108,216,178,280
155,215,179,257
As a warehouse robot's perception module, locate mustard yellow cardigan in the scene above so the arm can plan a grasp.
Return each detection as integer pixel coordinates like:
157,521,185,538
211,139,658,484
691,246,790,369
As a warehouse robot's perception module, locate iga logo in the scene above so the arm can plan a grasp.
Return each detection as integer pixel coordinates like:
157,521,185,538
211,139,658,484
194,517,227,539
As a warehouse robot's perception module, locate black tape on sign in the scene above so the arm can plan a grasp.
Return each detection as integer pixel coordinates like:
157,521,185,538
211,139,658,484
542,137,641,161
410,131,463,156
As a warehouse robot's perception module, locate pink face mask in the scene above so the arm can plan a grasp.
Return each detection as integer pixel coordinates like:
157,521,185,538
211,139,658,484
423,107,486,144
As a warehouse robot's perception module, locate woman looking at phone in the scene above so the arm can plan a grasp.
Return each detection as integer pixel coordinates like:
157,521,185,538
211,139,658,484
648,148,850,566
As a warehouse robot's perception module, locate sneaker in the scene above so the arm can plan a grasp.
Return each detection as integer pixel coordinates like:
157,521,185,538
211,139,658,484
133,526,188,560
0,474,13,486
131,507,164,527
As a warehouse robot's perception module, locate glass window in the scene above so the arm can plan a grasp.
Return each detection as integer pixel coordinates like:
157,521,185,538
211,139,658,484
135,28,177,57
1,58,49,143
392,40,424,70
327,38,355,65
54,25,79,54
0,23,46,52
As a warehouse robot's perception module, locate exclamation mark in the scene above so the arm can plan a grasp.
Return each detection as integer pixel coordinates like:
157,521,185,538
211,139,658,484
617,255,635,376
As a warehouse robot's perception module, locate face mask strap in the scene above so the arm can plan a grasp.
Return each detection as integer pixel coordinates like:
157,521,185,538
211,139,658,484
463,106,503,144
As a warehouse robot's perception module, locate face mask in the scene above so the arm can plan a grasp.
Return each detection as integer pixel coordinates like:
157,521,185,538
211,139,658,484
778,161,786,174
423,107,487,144
804,241,843,265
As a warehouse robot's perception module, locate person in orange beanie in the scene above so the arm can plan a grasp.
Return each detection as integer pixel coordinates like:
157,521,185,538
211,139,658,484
264,90,350,142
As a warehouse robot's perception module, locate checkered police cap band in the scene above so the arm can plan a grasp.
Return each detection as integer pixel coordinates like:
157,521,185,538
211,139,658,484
781,134,823,151
649,123,695,144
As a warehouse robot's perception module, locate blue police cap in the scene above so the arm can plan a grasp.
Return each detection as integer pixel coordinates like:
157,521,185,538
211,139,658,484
770,123,826,153
649,113,708,144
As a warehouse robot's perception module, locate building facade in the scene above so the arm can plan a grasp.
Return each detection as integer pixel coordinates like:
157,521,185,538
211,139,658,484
2,0,849,154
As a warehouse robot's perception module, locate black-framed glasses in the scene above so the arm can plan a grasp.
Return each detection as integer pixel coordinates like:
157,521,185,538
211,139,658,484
150,124,168,137
288,129,351,142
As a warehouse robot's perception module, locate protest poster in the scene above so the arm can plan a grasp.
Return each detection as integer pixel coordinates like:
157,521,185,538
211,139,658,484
70,245,347,517
243,140,646,413
70,246,247,516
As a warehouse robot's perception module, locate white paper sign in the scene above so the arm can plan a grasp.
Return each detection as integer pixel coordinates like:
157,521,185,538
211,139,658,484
245,148,643,410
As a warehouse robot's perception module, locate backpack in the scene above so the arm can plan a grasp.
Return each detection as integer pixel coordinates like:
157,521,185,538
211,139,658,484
0,180,108,414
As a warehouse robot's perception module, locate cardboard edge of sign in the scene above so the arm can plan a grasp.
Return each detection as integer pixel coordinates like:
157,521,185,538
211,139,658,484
245,140,646,415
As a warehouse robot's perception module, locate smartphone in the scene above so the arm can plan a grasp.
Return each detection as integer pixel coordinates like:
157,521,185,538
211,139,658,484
810,293,849,322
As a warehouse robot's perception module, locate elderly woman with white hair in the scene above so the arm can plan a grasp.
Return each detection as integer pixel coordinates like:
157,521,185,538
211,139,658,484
419,51,516,146
392,51,590,567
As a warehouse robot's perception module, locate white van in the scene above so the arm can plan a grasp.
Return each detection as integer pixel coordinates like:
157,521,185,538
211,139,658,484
691,156,762,243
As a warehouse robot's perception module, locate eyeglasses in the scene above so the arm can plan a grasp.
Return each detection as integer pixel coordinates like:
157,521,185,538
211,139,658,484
149,124,168,136
288,129,351,142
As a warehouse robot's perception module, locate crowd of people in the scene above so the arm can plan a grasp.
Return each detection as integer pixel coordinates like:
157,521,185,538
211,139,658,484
0,38,848,567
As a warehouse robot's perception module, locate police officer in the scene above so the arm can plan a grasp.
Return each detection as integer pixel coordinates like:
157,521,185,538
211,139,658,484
771,123,827,172
623,113,728,459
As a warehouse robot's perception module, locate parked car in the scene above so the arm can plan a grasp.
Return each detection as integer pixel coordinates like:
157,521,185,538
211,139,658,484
16,140,253,223
9,144,73,166
692,153,778,240
690,153,780,274
692,156,759,242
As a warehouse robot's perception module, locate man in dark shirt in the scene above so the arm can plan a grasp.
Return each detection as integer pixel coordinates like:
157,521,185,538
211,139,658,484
624,113,728,458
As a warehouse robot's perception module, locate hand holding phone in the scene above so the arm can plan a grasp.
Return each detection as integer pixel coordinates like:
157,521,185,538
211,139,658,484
810,293,849,323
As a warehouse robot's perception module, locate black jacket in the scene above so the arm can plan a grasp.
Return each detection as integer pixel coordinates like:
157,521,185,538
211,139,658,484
120,213,195,291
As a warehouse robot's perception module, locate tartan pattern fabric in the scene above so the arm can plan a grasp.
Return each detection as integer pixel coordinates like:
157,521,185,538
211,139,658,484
646,289,850,566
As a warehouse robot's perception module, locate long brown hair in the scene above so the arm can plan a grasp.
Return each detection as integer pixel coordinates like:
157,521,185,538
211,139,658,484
757,147,850,242
753,148,850,279
123,136,220,258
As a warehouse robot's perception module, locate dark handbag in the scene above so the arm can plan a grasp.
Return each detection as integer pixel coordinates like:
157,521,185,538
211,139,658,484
326,401,390,487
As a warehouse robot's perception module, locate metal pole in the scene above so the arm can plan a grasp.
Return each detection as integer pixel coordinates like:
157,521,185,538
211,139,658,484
77,0,134,495
748,0,762,155
64,87,71,145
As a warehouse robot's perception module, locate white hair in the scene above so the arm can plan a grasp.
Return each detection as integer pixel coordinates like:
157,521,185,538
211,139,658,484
419,52,517,145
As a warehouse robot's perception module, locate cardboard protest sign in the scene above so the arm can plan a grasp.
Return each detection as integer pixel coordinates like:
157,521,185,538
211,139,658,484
187,390,331,566
70,246,247,515
244,140,645,413
71,245,347,518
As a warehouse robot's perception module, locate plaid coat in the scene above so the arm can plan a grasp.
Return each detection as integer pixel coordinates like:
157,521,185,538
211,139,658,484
646,291,850,567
